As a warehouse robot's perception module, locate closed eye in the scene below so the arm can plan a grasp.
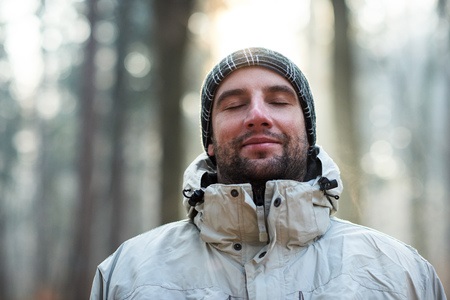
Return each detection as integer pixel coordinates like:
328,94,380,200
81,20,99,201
224,102,246,110
265,85,298,106
215,88,248,111
269,98,293,106
272,100,290,105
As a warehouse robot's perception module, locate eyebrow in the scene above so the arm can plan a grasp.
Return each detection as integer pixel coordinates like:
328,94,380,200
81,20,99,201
264,85,297,99
214,88,248,108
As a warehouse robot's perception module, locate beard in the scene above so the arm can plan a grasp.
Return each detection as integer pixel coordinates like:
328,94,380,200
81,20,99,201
212,130,309,185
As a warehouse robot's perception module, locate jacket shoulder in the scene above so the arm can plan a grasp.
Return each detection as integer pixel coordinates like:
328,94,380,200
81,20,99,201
94,220,206,299
100,219,199,269
325,217,432,269
327,217,423,257
122,219,199,250
314,218,444,298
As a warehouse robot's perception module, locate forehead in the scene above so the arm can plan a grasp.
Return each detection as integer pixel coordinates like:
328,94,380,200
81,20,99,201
214,66,295,98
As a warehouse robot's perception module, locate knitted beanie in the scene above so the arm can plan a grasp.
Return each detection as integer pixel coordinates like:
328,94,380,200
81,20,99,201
200,47,316,154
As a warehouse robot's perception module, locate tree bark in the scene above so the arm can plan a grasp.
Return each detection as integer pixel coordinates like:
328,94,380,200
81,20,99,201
436,0,450,290
69,0,98,298
153,0,195,224
331,0,362,223
108,0,130,252
0,206,6,300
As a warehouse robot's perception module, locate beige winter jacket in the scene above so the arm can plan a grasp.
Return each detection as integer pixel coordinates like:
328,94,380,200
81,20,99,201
90,148,446,299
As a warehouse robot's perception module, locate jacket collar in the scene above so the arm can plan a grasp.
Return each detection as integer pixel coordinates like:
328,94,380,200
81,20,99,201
182,146,343,258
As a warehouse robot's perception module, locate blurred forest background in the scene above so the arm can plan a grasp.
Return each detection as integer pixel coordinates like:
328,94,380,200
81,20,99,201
0,0,449,299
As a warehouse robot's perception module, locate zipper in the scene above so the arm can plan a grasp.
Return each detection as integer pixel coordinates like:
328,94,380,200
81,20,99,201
253,187,268,243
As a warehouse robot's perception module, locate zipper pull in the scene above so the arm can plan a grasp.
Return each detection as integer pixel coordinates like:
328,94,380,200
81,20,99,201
253,186,268,242
256,205,268,242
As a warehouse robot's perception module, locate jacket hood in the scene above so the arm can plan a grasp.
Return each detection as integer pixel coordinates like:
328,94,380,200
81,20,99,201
182,145,343,216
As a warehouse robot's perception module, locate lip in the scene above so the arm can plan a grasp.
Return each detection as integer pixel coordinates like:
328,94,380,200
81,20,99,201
241,136,281,148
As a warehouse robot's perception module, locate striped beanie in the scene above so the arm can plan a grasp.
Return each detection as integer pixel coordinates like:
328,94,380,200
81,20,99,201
201,47,316,154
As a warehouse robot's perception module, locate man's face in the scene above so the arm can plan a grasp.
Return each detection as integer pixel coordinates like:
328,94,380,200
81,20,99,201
207,66,309,185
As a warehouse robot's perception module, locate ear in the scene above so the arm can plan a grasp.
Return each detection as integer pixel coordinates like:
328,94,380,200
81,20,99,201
207,143,215,157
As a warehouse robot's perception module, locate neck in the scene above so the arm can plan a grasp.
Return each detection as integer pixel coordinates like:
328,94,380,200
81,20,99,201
252,183,266,206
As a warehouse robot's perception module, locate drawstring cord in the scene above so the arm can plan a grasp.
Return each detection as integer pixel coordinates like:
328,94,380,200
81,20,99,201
183,188,205,207
183,189,204,218
318,177,340,207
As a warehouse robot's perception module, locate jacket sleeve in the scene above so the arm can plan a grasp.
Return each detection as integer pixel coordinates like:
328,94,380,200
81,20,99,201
89,244,124,300
90,267,106,300
424,263,447,300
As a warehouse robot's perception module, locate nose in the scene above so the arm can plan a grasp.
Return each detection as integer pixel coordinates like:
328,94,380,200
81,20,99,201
244,98,273,130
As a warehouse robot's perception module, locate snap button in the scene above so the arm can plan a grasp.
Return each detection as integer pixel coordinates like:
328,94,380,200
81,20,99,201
258,251,267,258
233,243,242,251
273,197,282,207
231,189,239,197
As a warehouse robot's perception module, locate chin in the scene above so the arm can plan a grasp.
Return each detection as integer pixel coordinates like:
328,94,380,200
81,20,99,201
242,151,280,160
245,157,280,171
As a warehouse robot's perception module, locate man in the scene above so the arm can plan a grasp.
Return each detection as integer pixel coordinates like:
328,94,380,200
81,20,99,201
90,47,446,299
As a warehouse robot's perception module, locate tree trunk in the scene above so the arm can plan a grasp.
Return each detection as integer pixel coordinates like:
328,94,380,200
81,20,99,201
153,0,195,224
0,35,15,300
108,0,130,252
69,0,98,298
331,0,362,223
437,0,450,290
0,208,6,300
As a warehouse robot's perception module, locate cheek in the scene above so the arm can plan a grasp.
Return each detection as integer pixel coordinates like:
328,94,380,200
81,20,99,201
282,111,305,133
275,118,307,142
212,115,241,143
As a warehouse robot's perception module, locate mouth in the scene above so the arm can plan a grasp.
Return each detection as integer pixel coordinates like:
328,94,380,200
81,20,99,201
241,136,281,149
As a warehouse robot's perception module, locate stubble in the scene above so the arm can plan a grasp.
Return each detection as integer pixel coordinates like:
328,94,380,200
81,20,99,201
212,130,308,185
